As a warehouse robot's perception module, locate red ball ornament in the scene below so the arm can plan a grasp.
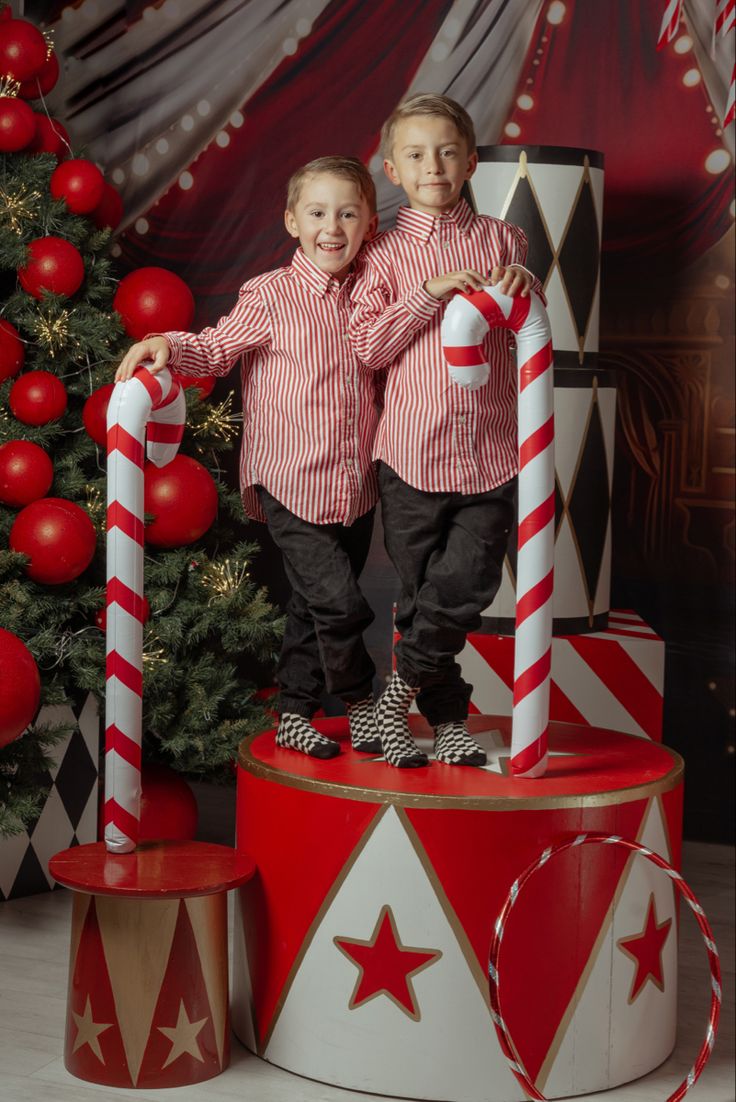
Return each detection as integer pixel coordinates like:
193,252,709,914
173,373,216,398
10,496,96,585
18,236,85,299
91,182,124,231
0,628,41,748
120,764,198,842
0,318,24,381
113,267,195,341
50,158,104,215
9,370,67,425
18,49,59,99
0,19,47,82
144,454,218,547
0,441,53,507
27,114,69,159
0,95,35,151
82,382,114,447
94,595,150,632
0,6,11,22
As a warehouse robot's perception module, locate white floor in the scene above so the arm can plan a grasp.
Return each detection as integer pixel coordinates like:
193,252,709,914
0,841,733,1102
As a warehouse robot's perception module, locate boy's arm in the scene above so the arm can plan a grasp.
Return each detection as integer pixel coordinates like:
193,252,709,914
349,260,444,369
116,283,270,381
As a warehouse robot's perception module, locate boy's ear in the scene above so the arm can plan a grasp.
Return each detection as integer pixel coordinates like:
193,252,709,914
383,158,401,187
364,213,379,241
284,209,300,239
465,150,479,180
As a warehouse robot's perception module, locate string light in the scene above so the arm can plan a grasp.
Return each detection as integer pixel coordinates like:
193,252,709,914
32,308,72,358
201,558,249,602
142,632,167,666
0,183,42,235
0,78,20,98
192,393,241,443
42,30,55,61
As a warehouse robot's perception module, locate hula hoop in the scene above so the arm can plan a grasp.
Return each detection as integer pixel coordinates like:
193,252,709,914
488,832,721,1101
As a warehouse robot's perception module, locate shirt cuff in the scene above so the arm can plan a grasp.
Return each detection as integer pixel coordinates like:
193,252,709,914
144,332,183,370
404,284,444,321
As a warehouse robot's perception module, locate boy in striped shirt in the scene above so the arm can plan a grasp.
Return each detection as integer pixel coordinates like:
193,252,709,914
350,94,544,769
115,157,384,762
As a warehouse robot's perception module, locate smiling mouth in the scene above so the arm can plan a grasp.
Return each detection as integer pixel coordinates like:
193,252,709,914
318,242,346,251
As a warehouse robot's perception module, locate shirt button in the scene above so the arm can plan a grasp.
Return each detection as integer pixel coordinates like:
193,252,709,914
443,242,452,250
458,415,466,424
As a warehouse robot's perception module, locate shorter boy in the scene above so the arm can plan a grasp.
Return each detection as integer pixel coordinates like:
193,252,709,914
116,157,387,761
350,95,544,769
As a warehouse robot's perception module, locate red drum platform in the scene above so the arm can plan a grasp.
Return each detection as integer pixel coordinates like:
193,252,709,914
49,841,254,1089
234,716,683,1102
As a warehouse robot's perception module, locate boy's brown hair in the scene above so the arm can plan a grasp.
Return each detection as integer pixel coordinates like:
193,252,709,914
286,156,377,214
380,93,477,161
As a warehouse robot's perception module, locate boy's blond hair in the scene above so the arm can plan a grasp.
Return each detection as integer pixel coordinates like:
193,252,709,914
286,156,377,214
381,93,477,161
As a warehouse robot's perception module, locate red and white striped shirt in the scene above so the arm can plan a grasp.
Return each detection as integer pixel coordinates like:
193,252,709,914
164,248,379,525
349,200,543,494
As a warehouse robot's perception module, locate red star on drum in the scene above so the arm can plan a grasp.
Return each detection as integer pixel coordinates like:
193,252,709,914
334,905,442,1020
617,893,673,1002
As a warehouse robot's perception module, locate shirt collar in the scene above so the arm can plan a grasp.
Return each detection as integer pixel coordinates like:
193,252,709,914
291,247,353,297
395,197,474,243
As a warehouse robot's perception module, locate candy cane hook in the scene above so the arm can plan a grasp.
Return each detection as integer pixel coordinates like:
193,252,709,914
104,365,186,853
442,287,554,778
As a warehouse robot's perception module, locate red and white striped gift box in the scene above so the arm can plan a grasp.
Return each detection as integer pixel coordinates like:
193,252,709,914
398,611,663,742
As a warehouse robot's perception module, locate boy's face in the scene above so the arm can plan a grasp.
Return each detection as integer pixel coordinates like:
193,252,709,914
284,173,377,281
384,115,477,216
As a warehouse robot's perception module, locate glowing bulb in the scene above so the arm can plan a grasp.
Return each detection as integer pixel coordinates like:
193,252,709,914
546,2,566,25
504,122,521,138
179,172,193,190
135,218,149,235
181,114,194,132
682,69,701,87
230,111,245,128
517,94,534,110
674,35,692,53
704,149,731,174
156,138,169,154
216,131,230,148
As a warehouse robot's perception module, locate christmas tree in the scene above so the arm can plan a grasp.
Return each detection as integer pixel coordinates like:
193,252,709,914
0,11,283,838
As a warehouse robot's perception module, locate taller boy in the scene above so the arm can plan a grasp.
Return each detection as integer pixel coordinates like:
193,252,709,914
351,94,544,769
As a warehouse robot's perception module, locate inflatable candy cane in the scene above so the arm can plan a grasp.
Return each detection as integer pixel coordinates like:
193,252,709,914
442,287,554,778
104,365,186,852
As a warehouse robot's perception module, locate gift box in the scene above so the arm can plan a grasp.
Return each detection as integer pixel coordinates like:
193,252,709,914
396,610,663,742
457,610,663,741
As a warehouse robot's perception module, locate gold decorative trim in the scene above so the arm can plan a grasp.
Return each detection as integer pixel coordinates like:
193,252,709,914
238,736,684,812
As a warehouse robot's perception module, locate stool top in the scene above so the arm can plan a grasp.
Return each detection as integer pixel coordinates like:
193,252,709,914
49,839,255,898
239,716,682,810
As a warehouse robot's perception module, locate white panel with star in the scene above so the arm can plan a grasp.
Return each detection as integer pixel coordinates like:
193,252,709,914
539,798,678,1097
264,804,522,1102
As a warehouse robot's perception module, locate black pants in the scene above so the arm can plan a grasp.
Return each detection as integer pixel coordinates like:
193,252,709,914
378,462,516,726
258,488,376,718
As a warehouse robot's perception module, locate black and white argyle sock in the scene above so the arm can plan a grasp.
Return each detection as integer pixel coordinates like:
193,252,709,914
433,721,487,766
346,697,383,754
276,712,341,759
375,673,428,768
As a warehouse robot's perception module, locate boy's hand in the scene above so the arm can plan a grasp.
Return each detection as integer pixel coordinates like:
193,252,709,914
424,269,489,300
490,264,533,298
115,336,170,382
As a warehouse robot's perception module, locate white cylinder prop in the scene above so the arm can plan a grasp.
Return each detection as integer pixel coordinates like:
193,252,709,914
104,366,186,853
442,287,554,778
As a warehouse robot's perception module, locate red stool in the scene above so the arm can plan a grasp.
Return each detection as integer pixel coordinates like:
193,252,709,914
49,840,254,1089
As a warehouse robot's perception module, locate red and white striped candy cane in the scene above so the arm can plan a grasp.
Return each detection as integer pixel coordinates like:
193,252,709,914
488,833,722,1102
104,365,185,853
442,287,554,777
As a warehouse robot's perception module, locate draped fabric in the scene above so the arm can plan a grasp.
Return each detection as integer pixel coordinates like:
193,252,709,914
501,0,734,269
40,0,734,322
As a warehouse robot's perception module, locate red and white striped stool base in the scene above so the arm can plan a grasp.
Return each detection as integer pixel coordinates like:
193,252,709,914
233,716,684,1101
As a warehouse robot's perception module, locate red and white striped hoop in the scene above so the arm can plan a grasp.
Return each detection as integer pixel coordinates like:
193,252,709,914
442,286,554,777
488,833,722,1102
104,365,186,853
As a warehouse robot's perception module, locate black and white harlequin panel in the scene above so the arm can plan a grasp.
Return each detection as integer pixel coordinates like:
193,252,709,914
482,369,617,635
469,145,605,364
0,695,100,902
